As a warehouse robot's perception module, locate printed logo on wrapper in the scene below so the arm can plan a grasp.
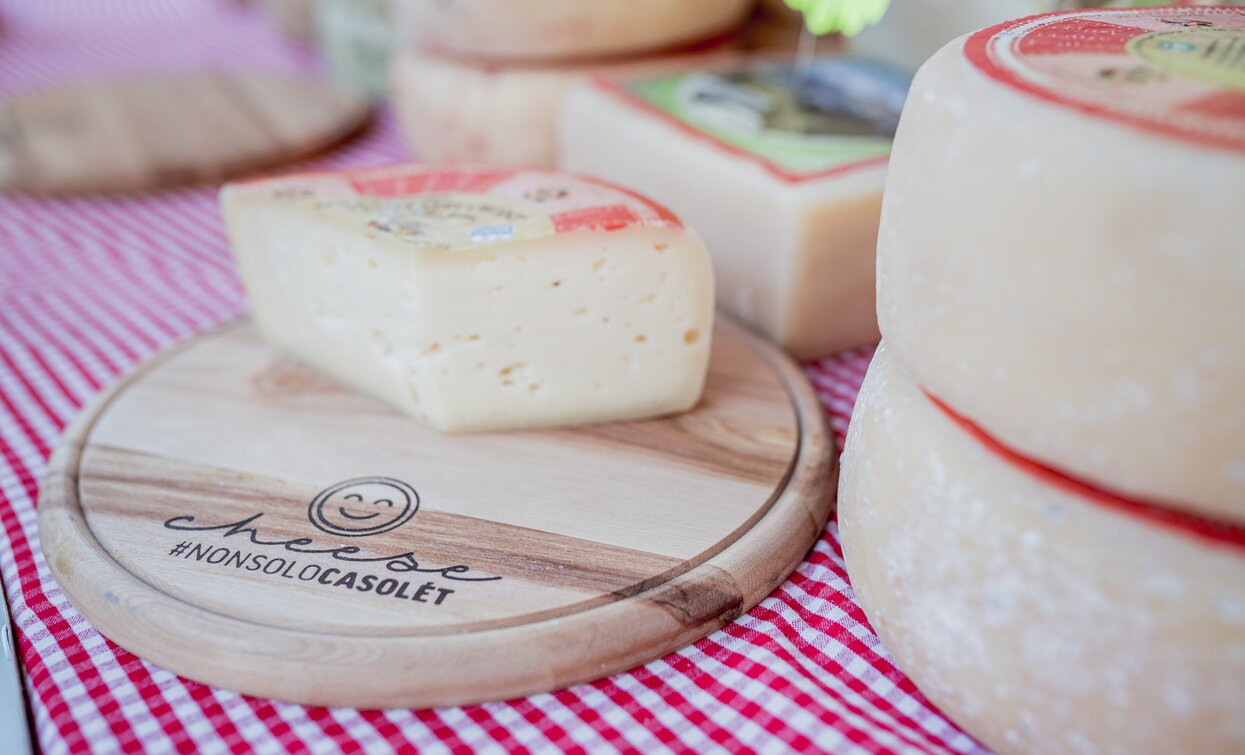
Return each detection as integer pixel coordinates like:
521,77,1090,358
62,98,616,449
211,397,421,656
599,59,909,183
257,164,682,250
965,7,1245,153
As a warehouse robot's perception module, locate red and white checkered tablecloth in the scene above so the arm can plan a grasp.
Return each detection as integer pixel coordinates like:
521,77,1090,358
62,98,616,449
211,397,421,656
0,2,987,752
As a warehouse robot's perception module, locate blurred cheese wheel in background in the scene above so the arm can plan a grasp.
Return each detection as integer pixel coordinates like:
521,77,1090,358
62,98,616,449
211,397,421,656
839,344,1245,755
877,7,1245,522
560,57,909,359
391,42,735,167
391,0,753,63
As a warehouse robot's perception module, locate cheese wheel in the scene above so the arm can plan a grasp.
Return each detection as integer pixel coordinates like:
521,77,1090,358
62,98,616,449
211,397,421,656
560,58,909,359
876,7,1245,523
221,164,714,432
839,344,1245,755
391,45,734,168
391,0,752,63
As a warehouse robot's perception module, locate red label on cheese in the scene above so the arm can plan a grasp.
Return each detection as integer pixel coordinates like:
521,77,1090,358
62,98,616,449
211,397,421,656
965,7,1245,153
238,164,682,250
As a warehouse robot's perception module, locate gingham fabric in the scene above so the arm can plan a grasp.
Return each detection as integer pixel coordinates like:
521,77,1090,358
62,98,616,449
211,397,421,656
0,2,987,752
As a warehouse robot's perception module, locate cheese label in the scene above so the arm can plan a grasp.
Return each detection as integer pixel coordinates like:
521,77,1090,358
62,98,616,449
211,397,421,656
599,59,909,183
246,165,681,250
965,7,1245,153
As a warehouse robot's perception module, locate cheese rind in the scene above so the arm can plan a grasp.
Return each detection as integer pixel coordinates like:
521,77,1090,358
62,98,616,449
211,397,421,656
839,344,1245,755
392,0,752,62
559,59,906,359
877,9,1245,522
391,45,733,168
221,165,714,432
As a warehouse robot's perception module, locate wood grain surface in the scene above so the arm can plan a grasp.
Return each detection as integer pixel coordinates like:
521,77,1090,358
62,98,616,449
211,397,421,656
0,72,369,194
38,317,834,708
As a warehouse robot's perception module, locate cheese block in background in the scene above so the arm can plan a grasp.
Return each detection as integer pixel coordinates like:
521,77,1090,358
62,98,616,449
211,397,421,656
391,43,735,168
315,0,393,98
221,164,714,432
839,345,1245,755
391,0,753,62
560,58,909,359
877,7,1245,522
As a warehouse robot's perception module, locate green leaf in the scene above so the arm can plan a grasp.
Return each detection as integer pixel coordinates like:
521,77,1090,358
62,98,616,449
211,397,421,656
783,0,893,37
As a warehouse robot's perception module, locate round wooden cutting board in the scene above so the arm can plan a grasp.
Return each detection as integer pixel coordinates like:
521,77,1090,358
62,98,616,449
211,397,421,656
38,318,834,708
0,73,369,194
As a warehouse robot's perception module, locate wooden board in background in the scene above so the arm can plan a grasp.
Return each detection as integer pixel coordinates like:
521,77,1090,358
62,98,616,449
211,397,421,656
38,318,834,709
0,73,369,194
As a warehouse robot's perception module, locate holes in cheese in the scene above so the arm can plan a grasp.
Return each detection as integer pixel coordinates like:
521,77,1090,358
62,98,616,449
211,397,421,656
220,164,714,432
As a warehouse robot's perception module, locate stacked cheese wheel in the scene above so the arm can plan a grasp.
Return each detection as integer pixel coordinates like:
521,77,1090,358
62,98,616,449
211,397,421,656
389,0,753,167
839,7,1245,755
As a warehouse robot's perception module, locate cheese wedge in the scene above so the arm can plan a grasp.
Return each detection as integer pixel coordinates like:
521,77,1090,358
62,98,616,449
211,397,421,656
220,164,714,432
840,344,1245,755
559,58,909,359
877,7,1245,521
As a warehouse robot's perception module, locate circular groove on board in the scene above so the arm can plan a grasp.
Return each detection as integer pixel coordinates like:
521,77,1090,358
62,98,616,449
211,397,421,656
0,73,370,194
39,318,834,708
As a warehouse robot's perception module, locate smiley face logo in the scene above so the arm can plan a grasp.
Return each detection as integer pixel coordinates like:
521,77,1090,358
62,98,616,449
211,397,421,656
308,477,419,538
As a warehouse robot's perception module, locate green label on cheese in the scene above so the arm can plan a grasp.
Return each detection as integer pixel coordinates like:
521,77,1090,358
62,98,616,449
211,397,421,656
618,61,908,182
1127,28,1245,90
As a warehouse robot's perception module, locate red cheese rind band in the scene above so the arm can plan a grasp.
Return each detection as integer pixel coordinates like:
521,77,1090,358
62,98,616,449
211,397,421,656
925,390,1245,551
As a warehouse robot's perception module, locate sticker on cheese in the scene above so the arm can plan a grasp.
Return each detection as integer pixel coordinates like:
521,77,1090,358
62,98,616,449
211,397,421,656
876,7,1245,523
838,344,1245,755
392,0,753,63
391,43,735,168
559,58,909,359
220,164,714,433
